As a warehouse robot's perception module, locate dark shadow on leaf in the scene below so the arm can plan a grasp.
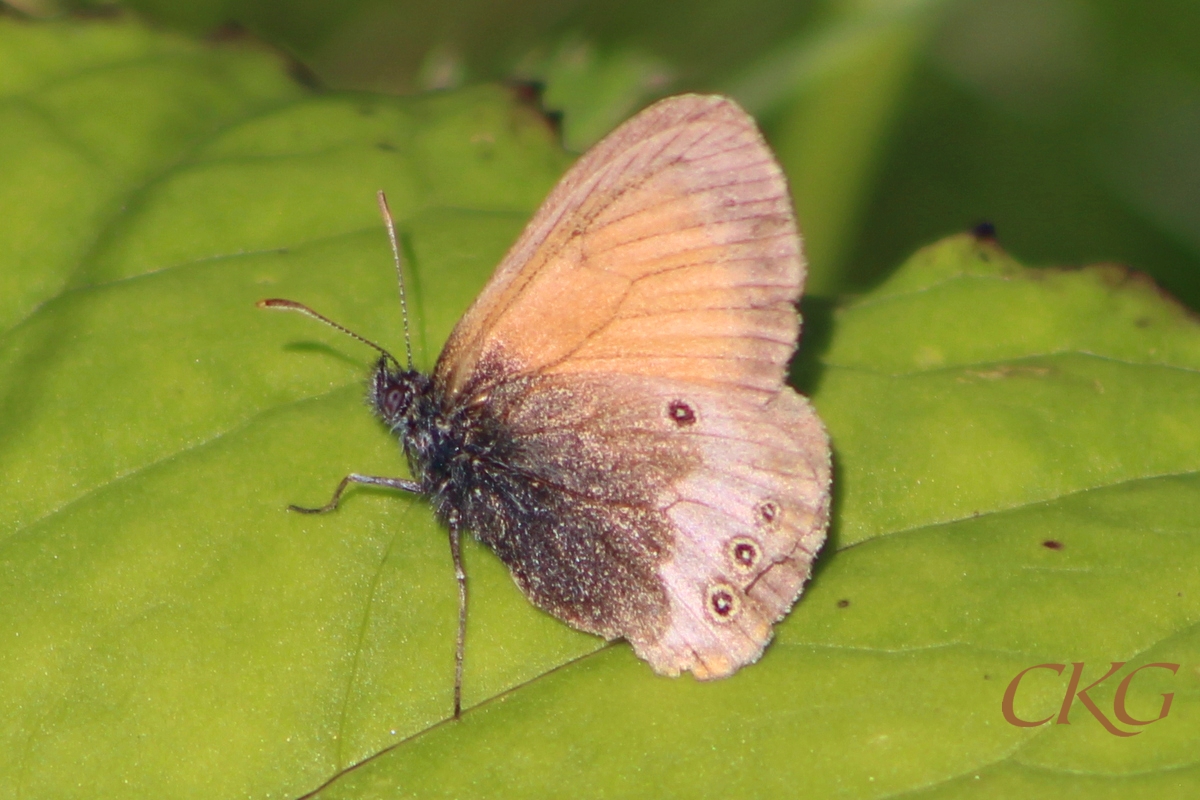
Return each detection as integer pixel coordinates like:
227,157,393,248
788,293,842,566
790,294,836,396
282,340,369,370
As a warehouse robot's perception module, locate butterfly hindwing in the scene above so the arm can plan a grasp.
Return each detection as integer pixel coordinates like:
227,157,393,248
460,373,683,644
644,383,830,678
459,372,829,678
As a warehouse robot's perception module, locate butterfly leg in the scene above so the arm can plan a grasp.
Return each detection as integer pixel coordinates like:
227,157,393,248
448,523,467,719
286,473,421,514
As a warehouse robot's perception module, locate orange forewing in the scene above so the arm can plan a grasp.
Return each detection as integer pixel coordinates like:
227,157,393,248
435,95,801,401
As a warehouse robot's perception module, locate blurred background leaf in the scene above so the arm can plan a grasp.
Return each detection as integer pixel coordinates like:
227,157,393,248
17,0,1194,304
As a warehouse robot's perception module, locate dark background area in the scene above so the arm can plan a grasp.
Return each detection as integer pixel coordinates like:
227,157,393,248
18,0,1197,309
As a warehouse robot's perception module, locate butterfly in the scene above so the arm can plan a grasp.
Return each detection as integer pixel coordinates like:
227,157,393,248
260,94,832,718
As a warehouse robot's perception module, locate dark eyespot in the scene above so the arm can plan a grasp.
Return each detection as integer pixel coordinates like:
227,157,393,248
758,500,779,525
712,591,734,616
729,537,761,571
667,400,696,426
706,582,741,622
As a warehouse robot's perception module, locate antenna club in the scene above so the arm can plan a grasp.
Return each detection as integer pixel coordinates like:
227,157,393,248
258,298,300,310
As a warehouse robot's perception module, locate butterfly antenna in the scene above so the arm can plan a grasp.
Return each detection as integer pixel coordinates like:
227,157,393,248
257,298,403,372
377,190,414,371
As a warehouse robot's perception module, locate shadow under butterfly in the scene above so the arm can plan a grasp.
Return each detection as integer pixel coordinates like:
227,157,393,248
260,94,832,719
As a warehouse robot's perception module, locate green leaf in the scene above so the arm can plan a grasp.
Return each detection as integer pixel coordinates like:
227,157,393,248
516,35,675,153
113,0,1200,308
723,0,945,295
3,18,1199,799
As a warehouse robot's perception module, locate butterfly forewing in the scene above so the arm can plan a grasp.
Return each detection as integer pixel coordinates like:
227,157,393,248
430,94,832,680
435,94,802,400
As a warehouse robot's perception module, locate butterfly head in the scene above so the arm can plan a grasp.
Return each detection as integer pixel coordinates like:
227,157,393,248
369,357,431,432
